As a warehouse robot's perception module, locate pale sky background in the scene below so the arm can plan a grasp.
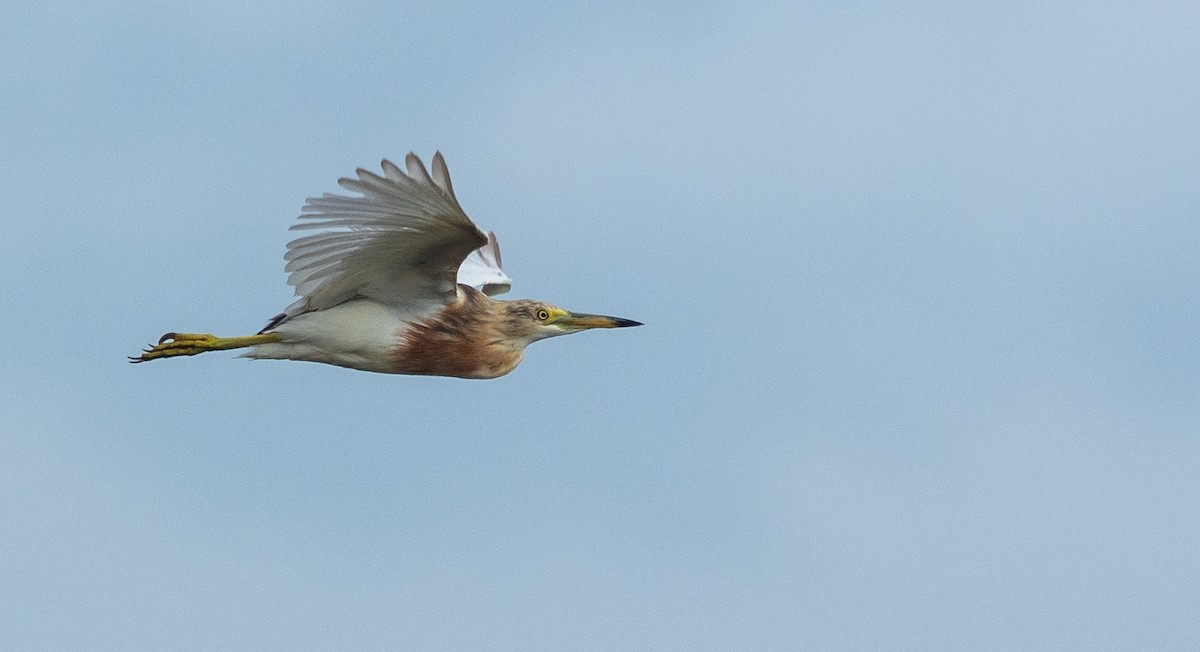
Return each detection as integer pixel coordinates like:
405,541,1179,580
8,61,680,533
2,1,1199,650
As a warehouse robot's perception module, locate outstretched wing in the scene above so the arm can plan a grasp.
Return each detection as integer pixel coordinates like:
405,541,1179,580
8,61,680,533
457,231,512,296
283,152,488,313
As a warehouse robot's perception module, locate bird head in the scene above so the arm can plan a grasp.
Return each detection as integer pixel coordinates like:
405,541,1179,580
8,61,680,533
500,299,641,345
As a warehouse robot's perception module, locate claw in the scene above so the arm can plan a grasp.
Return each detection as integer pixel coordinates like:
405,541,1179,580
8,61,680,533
131,334,206,363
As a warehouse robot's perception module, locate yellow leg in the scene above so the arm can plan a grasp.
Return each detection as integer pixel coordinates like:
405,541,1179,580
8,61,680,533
129,331,281,363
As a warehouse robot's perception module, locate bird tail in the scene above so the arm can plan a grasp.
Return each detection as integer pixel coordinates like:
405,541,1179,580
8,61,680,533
129,332,281,363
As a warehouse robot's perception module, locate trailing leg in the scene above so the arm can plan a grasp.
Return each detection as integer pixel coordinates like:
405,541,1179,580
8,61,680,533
129,332,280,363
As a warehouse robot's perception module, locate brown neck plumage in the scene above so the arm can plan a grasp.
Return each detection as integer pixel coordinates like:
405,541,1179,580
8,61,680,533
391,285,525,379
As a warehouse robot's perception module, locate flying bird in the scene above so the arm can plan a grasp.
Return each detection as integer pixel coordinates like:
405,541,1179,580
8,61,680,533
131,152,641,378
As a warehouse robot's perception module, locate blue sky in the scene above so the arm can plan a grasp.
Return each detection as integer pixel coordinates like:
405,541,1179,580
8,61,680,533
2,1,1198,649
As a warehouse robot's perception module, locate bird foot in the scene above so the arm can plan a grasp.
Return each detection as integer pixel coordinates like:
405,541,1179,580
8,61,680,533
129,332,218,363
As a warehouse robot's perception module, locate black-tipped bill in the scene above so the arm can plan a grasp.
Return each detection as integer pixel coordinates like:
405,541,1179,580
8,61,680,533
557,312,643,329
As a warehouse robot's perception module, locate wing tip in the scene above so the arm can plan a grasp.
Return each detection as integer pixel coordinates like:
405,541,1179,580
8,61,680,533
430,151,456,200
485,230,503,268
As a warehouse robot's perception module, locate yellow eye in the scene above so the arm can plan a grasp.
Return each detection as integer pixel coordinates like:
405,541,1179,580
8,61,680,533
536,309,550,321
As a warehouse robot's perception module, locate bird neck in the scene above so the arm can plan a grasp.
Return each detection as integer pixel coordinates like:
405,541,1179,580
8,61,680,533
390,287,527,379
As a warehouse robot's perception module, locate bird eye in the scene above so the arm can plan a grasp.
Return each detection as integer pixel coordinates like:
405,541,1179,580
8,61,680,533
536,309,550,321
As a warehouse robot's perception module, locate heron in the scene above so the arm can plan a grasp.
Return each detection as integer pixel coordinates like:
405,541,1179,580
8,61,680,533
131,152,641,378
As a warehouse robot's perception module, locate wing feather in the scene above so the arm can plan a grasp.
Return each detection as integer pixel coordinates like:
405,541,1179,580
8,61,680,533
404,152,435,186
456,231,512,296
431,151,456,197
283,152,488,313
